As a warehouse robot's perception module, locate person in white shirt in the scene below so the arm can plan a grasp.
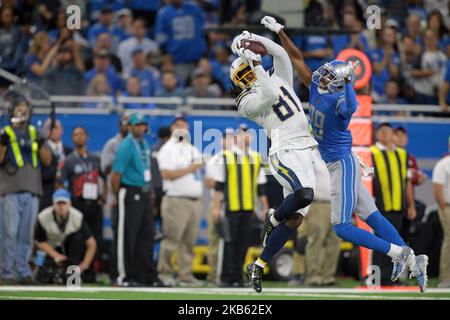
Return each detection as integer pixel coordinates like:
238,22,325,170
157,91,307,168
204,128,235,284
118,18,159,77
432,137,450,288
156,115,203,286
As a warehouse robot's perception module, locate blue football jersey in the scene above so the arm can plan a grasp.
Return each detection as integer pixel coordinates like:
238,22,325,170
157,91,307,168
309,81,358,163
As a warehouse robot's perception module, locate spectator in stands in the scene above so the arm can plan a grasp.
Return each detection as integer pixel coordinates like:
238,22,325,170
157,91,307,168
40,119,73,211
157,115,204,286
85,49,124,95
34,189,97,284
57,126,105,252
155,0,207,82
87,6,127,52
146,49,162,79
331,10,369,56
399,35,423,101
210,45,233,92
126,0,161,28
130,48,159,97
118,17,159,77
371,27,400,102
23,31,58,83
380,79,408,108
410,29,447,105
85,32,123,73
405,14,423,50
184,68,222,107
114,8,133,39
121,76,156,109
37,0,62,30
0,94,52,285
43,41,85,96
85,73,112,108
48,9,89,48
427,10,448,50
155,70,184,109
294,32,333,73
438,60,450,113
432,137,450,288
0,6,25,73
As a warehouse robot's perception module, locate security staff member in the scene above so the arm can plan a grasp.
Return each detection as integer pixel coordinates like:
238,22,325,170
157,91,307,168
111,113,160,287
212,127,268,287
371,123,416,285
0,93,51,285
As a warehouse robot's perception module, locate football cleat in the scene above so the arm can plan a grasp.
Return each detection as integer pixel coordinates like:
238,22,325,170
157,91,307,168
391,246,414,282
247,263,263,293
410,254,429,293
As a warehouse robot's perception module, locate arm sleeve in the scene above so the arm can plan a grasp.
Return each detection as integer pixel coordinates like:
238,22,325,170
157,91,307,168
111,140,131,175
432,160,446,185
34,220,48,242
79,220,93,241
336,82,358,119
237,66,279,118
250,33,293,87
214,159,226,183
157,145,175,171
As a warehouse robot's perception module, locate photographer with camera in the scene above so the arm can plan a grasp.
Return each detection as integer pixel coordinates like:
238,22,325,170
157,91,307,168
34,189,97,284
0,93,52,285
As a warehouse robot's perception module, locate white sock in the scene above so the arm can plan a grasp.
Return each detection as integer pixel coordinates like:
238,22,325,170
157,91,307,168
255,258,266,269
387,244,403,258
270,214,280,227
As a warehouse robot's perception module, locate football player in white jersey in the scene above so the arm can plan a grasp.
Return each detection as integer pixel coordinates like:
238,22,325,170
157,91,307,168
229,31,317,293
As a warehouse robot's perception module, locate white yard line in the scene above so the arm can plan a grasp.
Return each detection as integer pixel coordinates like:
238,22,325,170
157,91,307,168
0,286,450,294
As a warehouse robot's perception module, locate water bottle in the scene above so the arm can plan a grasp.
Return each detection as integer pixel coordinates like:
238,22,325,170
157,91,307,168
34,250,46,267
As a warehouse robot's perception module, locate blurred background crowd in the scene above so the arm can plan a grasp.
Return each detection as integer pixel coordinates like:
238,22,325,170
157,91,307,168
0,0,449,113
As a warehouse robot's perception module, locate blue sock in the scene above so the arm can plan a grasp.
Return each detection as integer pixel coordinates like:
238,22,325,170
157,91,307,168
333,223,391,254
366,211,406,247
260,223,295,263
274,193,298,221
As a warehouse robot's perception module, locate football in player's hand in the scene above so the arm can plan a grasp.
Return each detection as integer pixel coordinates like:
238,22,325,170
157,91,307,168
239,39,267,56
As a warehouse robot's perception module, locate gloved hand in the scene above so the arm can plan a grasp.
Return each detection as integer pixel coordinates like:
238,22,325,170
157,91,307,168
261,16,284,34
231,30,251,54
237,47,261,68
0,130,9,146
343,60,360,84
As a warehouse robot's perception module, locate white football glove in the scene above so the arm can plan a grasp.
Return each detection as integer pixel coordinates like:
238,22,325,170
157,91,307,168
231,30,251,54
237,47,261,68
261,16,284,34
343,60,360,83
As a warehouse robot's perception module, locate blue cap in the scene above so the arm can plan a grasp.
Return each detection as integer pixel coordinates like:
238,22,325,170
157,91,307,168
130,113,148,126
53,189,71,204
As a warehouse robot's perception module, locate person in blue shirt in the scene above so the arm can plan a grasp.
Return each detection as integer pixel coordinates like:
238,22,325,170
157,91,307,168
438,60,450,113
155,0,207,80
129,49,159,97
121,77,156,109
294,34,333,72
110,113,162,287
87,6,128,51
370,27,400,102
262,16,429,292
331,11,369,56
84,49,124,95
209,45,232,91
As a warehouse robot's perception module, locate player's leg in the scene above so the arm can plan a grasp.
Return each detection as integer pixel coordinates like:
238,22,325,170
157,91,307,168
261,150,314,246
354,154,428,290
248,149,315,293
330,153,394,255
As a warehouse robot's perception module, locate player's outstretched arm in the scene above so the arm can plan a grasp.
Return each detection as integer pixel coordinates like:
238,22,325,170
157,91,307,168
337,82,358,119
261,16,312,87
247,33,294,87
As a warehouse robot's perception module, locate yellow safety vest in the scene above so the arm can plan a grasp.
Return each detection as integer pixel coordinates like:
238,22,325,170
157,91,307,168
223,150,262,212
371,145,408,212
4,125,38,168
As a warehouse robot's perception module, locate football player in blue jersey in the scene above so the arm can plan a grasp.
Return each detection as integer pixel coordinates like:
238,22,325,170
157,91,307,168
261,16,429,292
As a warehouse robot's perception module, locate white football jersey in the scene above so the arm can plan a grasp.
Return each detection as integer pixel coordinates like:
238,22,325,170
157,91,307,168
237,67,317,156
234,33,317,156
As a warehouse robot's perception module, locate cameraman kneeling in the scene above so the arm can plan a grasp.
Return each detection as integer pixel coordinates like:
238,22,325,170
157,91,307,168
34,189,96,284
